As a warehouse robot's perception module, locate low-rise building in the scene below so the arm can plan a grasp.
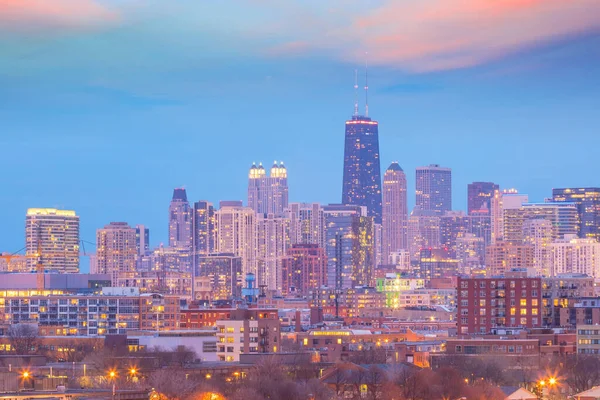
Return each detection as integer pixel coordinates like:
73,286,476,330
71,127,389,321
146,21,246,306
576,324,600,355
216,312,280,362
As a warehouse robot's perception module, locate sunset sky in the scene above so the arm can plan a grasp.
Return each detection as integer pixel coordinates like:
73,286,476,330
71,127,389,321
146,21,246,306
1,0,599,256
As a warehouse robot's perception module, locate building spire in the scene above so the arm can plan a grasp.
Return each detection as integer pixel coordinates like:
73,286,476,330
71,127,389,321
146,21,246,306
364,53,369,117
353,69,359,117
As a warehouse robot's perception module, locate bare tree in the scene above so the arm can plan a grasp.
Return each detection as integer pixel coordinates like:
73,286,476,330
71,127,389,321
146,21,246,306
563,355,600,394
148,368,198,400
173,345,197,367
8,324,39,355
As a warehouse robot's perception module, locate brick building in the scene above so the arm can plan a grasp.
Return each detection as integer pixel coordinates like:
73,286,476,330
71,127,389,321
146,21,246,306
281,244,327,296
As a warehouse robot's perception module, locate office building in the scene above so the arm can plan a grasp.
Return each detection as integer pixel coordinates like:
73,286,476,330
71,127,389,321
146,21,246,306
504,202,579,243
485,242,534,276
553,188,600,240
341,113,383,224
168,188,192,249
415,164,452,214
419,249,459,280
455,233,485,273
490,189,527,244
285,202,325,248
457,275,542,335
468,182,499,215
382,162,408,262
256,213,289,292
550,235,600,278
407,208,441,261
135,225,150,256
192,201,215,275
248,161,288,216
440,211,471,255
215,201,257,278
194,253,243,301
25,208,80,273
281,244,327,296
96,222,137,284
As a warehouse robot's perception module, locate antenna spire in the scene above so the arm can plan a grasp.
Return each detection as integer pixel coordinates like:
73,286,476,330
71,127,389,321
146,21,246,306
353,69,359,117
364,53,369,117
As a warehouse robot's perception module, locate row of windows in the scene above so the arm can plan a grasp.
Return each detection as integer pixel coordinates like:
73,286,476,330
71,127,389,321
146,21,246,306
460,317,539,326
460,280,539,289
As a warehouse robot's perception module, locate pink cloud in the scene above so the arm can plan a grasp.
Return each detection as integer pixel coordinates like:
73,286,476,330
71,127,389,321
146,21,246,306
0,0,118,31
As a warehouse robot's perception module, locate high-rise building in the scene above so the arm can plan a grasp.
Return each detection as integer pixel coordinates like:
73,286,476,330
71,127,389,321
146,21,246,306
455,233,485,273
522,219,553,276
503,202,579,243
248,161,288,216
168,188,192,249
440,211,471,256
281,244,327,296
341,114,382,224
553,188,600,240
468,182,499,215
323,204,375,289
194,253,243,301
485,241,533,276
419,249,459,280
96,222,137,284
550,235,600,278
215,201,257,279
193,201,215,256
256,213,290,292
490,189,527,244
407,208,441,261
285,203,325,248
135,224,150,256
382,162,408,262
25,208,80,273
415,164,452,214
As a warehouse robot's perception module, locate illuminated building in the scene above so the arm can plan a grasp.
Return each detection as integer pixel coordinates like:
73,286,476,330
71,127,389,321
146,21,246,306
577,325,600,354
135,225,150,256
455,233,485,273
440,211,470,256
389,250,411,271
281,244,327,296
256,213,289,291
382,162,408,263
149,245,192,274
553,188,600,240
0,253,28,272
468,182,498,215
415,164,452,214
549,235,600,278
457,275,542,335
375,274,425,308
168,188,192,249
192,201,215,275
341,116,382,224
407,208,441,261
96,222,137,284
247,161,288,216
418,249,459,280
215,201,257,278
485,242,533,276
490,189,527,244
25,208,80,273
285,202,325,248
522,219,553,276
323,204,362,289
504,202,579,243
118,270,192,298
193,253,242,301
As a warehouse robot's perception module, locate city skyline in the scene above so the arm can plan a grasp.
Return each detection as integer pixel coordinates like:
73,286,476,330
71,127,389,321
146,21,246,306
1,1,599,263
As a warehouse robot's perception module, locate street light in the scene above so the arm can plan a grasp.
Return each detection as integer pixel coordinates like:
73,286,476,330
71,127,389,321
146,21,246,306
22,371,30,379
548,377,556,386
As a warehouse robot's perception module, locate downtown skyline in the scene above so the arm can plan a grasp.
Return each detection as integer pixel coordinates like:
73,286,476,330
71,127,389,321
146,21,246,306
1,1,599,259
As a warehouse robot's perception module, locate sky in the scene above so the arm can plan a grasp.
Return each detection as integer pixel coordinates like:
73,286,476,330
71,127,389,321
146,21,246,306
0,0,599,267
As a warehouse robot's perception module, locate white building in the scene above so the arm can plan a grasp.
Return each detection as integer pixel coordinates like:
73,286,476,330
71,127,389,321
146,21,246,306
96,222,137,284
248,162,288,216
285,202,325,248
256,213,289,292
550,235,600,277
382,162,408,263
215,201,257,277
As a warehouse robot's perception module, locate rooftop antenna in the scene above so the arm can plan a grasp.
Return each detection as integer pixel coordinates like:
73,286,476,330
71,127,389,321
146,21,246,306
353,69,359,117
364,53,369,117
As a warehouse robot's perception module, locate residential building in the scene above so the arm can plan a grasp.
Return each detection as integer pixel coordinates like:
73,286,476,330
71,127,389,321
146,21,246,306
455,233,485,273
216,311,281,362
440,211,470,255
553,188,600,240
468,182,499,215
96,222,137,284
168,188,192,249
577,325,600,354
25,208,80,273
192,201,215,259
382,162,408,262
256,213,289,291
415,164,452,214
485,242,533,276
193,253,243,301
503,202,579,243
285,202,325,248
419,248,459,280
522,219,553,276
550,235,600,278
215,201,257,278
135,225,150,256
248,161,288,216
407,208,441,261
281,244,327,296
490,189,527,244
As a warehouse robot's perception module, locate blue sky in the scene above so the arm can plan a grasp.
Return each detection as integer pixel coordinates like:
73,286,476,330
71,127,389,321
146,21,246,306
0,0,599,263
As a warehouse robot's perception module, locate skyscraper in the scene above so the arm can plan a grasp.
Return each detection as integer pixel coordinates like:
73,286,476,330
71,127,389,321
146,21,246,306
25,208,80,273
382,162,408,263
193,201,215,256
285,203,325,248
553,188,600,240
467,182,499,215
248,161,288,216
215,201,257,279
281,244,327,296
169,188,192,249
415,164,452,214
341,114,382,223
407,208,441,261
96,222,137,284
135,224,150,256
256,213,290,292
490,189,528,244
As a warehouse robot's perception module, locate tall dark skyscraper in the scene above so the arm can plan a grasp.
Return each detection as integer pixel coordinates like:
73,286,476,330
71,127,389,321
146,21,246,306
169,188,192,249
415,164,452,214
341,72,382,224
468,182,499,215
553,188,600,240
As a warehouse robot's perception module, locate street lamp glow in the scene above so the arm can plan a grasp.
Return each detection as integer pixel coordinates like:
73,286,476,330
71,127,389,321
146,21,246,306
109,370,116,378
22,371,30,378
539,380,545,386
130,368,137,375
549,377,556,385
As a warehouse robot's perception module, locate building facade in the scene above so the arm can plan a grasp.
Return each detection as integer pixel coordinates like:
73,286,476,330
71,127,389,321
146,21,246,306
415,164,452,214
553,188,600,240
485,242,534,276
168,188,192,249
285,202,325,248
248,162,289,216
25,208,80,273
194,253,243,301
215,201,257,278
550,235,600,278
281,244,327,296
468,182,499,215
382,162,408,263
96,222,137,284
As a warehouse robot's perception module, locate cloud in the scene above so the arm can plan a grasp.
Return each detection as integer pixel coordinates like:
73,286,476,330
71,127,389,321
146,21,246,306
0,0,118,31
265,0,600,72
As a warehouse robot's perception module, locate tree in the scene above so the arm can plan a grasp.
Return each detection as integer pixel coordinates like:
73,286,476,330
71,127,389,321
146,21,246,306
173,345,197,367
8,324,39,355
148,368,198,400
563,355,600,393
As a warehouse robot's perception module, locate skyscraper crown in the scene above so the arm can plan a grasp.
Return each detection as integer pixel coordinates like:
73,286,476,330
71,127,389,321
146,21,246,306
172,188,188,202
